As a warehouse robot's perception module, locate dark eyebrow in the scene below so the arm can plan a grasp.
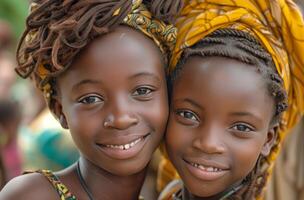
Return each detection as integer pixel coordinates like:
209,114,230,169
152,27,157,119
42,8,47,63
129,72,160,82
174,98,204,110
72,79,101,92
229,112,263,124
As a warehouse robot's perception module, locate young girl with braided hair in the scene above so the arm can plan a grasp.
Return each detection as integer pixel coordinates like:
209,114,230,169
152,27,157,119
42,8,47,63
158,0,304,199
0,0,184,199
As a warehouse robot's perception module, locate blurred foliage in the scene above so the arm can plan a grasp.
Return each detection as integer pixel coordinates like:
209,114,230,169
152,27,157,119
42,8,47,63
0,0,29,45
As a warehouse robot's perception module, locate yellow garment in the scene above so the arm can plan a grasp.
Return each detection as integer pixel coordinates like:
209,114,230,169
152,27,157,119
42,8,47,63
18,0,176,104
159,0,304,198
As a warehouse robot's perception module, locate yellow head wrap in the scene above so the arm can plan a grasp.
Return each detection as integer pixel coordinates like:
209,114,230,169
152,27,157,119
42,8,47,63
158,0,304,198
16,0,176,104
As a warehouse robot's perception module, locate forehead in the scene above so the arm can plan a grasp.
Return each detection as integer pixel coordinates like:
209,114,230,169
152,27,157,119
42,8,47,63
80,26,162,63
58,25,165,83
173,56,272,111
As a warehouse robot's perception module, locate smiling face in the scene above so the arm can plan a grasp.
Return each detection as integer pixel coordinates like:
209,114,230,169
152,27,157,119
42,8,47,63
55,26,168,176
166,56,276,198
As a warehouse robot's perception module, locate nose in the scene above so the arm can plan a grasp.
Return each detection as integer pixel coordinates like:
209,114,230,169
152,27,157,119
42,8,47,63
192,124,225,154
103,98,139,130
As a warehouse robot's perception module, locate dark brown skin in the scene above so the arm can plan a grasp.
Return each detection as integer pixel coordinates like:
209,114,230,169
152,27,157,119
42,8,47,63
166,56,276,199
0,26,169,200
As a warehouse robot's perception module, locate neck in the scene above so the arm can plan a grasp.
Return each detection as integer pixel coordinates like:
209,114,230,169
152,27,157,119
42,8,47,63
78,157,147,200
182,181,243,200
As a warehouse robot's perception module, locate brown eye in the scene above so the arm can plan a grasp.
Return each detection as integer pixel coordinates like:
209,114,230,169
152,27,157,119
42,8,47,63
78,95,103,104
231,124,253,132
176,110,199,121
133,87,153,96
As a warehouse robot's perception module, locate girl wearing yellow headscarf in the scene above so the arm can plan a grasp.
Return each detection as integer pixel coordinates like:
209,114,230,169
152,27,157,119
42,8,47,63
158,0,304,199
0,0,182,199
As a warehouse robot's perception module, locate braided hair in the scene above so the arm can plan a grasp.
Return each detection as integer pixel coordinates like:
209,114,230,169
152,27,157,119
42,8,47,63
170,28,288,199
16,0,182,109
145,0,184,23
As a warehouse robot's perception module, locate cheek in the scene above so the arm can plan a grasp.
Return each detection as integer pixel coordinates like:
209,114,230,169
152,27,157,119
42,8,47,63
65,107,84,130
63,105,99,141
165,114,190,155
142,91,169,134
230,139,265,174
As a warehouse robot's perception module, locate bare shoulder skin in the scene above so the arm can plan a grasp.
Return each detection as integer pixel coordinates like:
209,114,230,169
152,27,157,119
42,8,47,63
0,173,59,200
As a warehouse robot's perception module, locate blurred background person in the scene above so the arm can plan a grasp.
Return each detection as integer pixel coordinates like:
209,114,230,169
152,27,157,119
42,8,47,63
0,1,79,190
0,20,12,51
0,100,22,183
0,20,15,99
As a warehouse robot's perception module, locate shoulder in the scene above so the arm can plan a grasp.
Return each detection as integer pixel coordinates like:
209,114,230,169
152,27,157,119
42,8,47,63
0,172,60,200
158,179,183,200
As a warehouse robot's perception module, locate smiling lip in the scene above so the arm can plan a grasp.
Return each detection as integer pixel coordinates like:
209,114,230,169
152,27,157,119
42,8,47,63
96,133,150,160
184,158,229,181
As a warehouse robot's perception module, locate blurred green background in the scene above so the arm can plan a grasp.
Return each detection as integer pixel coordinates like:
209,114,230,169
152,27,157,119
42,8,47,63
0,0,29,45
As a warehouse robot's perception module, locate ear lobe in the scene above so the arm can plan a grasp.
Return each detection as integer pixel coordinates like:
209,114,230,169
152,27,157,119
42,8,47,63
59,114,69,129
51,98,69,129
261,125,278,157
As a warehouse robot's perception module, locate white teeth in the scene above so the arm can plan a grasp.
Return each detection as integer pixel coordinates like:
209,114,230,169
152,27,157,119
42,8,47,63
198,165,205,170
124,144,130,149
206,167,214,172
191,162,222,172
105,137,142,150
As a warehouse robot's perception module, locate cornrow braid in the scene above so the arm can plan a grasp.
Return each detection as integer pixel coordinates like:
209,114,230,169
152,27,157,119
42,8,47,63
171,28,288,198
172,28,287,124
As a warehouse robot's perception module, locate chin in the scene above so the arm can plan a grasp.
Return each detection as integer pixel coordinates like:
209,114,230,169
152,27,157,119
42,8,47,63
189,189,215,198
192,191,218,198
186,183,224,198
110,159,149,176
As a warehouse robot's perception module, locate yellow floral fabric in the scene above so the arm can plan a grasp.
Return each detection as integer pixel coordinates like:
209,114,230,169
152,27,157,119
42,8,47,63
159,0,304,198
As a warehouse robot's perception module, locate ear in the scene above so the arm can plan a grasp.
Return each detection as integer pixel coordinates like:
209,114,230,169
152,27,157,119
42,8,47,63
51,98,69,130
261,124,278,156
